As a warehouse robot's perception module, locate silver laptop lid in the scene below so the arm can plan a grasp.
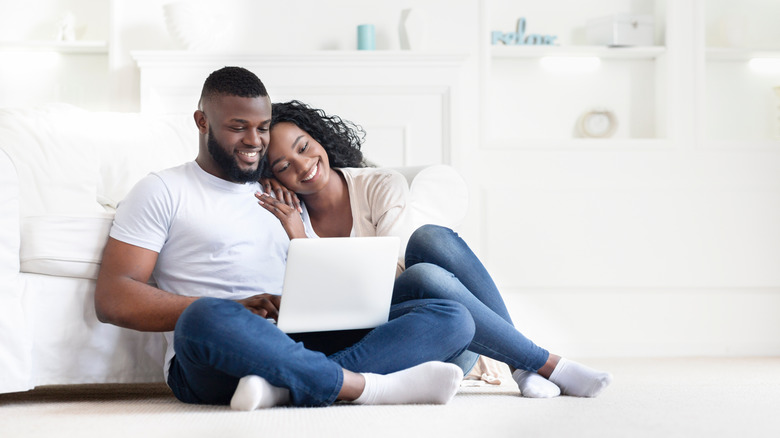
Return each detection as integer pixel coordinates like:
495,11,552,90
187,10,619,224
276,236,400,333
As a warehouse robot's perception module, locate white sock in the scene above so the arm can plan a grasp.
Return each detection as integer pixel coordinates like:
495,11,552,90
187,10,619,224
512,370,561,398
548,358,613,397
230,375,290,411
353,361,463,405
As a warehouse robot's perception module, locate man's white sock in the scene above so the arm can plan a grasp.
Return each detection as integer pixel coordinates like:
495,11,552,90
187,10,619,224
230,375,290,411
512,370,560,398
353,361,463,405
548,358,613,397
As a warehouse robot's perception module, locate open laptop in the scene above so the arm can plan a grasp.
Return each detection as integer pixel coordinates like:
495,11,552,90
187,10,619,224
275,236,400,334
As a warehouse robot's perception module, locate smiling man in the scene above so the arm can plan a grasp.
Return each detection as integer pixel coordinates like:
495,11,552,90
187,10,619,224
195,75,270,183
94,67,473,410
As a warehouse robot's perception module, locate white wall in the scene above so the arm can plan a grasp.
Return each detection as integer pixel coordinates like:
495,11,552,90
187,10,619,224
1,0,779,358
0,0,110,109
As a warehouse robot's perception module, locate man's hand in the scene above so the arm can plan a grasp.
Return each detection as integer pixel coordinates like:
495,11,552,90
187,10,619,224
237,293,282,321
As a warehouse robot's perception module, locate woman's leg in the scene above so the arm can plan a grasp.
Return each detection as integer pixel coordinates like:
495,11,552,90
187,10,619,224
393,263,548,372
404,225,514,324
400,225,612,397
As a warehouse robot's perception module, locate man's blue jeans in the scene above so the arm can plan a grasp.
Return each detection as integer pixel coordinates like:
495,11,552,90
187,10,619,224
395,224,550,372
167,296,474,407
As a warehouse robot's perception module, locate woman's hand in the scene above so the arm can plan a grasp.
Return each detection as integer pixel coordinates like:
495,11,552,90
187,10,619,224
259,177,302,213
236,293,281,321
256,192,308,240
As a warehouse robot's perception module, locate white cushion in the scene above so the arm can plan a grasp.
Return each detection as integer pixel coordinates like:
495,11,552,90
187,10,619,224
20,214,114,280
393,164,469,229
0,104,103,217
94,112,197,209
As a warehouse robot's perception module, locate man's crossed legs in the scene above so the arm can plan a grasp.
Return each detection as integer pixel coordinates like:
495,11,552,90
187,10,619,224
167,297,475,408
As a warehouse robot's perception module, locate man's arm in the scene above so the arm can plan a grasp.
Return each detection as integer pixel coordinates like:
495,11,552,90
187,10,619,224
95,237,197,332
95,237,283,332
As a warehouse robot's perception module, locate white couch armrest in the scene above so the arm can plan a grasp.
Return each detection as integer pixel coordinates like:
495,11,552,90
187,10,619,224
0,144,19,278
0,148,33,393
392,164,469,230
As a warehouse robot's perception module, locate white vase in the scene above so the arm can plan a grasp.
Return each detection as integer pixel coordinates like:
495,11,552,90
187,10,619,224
163,1,231,50
399,8,426,50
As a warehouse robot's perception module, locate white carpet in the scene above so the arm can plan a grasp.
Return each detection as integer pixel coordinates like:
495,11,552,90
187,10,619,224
2,357,778,438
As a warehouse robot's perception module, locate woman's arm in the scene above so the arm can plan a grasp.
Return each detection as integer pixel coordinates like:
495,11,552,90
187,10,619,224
367,171,415,242
361,170,415,276
256,177,307,240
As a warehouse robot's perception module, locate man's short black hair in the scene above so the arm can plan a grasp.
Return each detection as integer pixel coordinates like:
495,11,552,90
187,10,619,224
199,66,268,108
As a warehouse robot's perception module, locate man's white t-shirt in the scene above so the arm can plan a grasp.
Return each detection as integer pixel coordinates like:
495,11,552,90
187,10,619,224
110,161,289,378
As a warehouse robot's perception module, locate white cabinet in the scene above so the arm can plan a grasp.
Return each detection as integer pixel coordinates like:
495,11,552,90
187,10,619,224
702,0,780,146
480,0,668,148
480,0,780,149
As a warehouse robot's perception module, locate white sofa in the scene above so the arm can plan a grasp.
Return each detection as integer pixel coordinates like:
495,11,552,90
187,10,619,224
0,103,469,394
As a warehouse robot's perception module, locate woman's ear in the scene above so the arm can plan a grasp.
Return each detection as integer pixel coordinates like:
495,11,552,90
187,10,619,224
193,110,208,134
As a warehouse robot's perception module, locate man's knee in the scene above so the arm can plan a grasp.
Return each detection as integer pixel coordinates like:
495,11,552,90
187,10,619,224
177,297,232,333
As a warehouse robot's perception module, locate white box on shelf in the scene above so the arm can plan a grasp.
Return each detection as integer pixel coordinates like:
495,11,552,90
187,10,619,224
586,14,654,47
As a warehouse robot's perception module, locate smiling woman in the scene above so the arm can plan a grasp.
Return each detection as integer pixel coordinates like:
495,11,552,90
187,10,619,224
257,100,614,400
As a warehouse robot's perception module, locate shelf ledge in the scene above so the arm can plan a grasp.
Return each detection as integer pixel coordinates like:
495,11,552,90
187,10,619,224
491,45,666,60
706,47,780,61
483,138,670,150
0,40,107,54
131,50,469,68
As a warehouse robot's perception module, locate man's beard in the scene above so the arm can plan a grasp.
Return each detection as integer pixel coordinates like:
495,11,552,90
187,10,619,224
207,129,265,183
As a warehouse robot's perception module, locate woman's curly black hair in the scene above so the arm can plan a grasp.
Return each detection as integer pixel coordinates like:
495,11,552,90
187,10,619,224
266,100,367,176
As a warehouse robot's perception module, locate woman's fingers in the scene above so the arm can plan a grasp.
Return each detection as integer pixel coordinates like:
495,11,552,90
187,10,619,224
256,192,291,216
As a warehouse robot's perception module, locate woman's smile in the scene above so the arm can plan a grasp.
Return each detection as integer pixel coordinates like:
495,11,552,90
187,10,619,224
302,161,319,182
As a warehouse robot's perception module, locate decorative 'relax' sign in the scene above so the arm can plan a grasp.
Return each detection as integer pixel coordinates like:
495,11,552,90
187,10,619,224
491,18,558,45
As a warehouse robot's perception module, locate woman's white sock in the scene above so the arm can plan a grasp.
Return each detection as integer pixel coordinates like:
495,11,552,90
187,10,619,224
548,358,613,397
512,370,561,398
353,361,463,405
230,375,290,411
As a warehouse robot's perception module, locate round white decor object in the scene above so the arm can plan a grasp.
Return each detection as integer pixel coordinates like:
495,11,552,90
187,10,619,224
577,109,618,138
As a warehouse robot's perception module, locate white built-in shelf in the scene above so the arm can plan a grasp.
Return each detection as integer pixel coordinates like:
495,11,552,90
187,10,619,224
491,45,666,59
484,138,670,150
706,47,780,61
0,40,108,54
132,50,468,68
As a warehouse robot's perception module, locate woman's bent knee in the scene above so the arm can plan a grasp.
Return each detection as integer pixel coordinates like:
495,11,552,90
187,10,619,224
429,300,475,355
393,263,458,303
408,224,450,247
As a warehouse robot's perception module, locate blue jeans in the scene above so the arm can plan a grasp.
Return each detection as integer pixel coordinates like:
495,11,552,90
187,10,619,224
394,224,549,372
167,296,474,407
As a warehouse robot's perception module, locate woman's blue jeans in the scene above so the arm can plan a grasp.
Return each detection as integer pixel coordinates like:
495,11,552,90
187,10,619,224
167,295,474,407
395,224,549,373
